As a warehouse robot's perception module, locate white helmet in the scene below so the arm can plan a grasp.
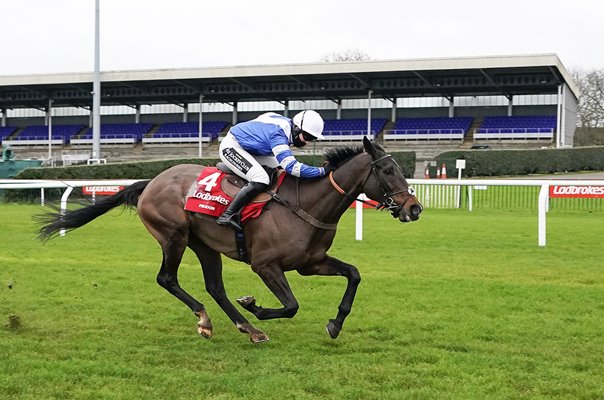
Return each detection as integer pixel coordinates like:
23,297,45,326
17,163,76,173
293,110,324,139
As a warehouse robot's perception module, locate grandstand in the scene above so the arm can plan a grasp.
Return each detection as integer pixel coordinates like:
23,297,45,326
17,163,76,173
322,118,387,140
71,123,153,146
3,124,84,146
142,121,228,145
0,54,579,167
474,116,557,141
0,126,17,144
383,117,473,141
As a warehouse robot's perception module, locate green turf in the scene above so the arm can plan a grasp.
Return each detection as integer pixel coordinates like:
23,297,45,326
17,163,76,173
1,204,603,399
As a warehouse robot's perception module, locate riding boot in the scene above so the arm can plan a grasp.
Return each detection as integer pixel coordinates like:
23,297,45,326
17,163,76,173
216,182,268,230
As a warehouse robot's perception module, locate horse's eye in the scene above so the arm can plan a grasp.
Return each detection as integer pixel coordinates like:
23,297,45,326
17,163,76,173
383,167,394,175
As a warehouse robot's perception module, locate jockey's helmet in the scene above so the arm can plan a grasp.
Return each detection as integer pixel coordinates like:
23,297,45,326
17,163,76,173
293,110,324,139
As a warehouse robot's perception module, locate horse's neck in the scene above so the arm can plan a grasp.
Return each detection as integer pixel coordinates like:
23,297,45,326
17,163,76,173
293,154,370,223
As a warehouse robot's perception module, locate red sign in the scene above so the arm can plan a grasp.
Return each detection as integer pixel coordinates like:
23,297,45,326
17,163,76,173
549,185,604,198
82,185,124,196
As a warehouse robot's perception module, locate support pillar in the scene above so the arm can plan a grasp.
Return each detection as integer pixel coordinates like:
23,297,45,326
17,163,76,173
198,94,204,158
232,102,238,125
367,90,373,136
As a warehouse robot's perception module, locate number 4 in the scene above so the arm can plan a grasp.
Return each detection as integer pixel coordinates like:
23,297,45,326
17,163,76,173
198,172,221,192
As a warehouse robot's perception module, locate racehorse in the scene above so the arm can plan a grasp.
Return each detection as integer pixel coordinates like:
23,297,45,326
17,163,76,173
38,137,422,343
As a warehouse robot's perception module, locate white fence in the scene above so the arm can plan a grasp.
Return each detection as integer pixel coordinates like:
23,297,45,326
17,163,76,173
2,178,604,247
408,178,604,246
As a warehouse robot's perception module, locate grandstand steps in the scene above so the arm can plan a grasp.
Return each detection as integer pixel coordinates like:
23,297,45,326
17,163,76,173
8,127,23,140
74,126,88,139
376,121,395,142
460,116,483,148
145,124,161,137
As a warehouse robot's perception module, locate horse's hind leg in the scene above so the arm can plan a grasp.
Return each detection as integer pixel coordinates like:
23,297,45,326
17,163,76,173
187,236,269,343
297,255,361,339
155,232,214,339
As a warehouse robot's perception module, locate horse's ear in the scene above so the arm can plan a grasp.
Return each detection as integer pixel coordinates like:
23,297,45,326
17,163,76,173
363,136,375,156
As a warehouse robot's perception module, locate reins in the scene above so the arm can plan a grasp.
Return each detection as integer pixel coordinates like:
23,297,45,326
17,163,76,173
328,154,416,215
270,150,416,228
269,180,338,230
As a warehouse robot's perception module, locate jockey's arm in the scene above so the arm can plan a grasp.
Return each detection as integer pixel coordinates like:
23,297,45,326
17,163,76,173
272,144,326,178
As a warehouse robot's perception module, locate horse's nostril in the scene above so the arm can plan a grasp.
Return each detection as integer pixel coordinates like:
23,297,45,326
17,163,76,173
410,205,422,217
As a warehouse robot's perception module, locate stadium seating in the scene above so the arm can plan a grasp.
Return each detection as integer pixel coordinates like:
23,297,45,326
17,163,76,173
383,117,473,141
321,118,387,141
70,123,153,145
0,126,17,144
142,121,227,145
2,124,84,146
474,115,556,140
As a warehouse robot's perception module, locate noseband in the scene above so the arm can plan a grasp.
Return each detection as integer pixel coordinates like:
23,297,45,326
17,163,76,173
329,154,416,217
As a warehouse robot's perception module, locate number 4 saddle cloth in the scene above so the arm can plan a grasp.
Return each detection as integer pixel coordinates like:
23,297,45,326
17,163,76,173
184,167,286,223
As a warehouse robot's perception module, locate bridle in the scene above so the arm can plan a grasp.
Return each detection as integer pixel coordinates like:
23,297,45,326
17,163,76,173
328,153,417,217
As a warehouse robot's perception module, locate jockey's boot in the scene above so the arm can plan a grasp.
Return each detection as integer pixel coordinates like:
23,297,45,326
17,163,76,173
216,181,268,230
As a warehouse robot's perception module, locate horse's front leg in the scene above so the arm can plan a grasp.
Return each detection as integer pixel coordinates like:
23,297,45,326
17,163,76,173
297,255,361,339
237,263,299,320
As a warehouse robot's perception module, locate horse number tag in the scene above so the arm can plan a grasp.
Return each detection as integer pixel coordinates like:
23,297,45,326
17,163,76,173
197,172,221,192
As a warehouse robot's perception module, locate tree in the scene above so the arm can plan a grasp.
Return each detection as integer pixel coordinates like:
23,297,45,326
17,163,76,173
321,49,373,63
571,68,604,127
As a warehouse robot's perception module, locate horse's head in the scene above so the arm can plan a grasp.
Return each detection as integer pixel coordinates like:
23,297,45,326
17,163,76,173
361,137,422,222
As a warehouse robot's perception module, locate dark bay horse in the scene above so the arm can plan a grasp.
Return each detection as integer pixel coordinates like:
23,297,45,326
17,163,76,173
38,137,422,343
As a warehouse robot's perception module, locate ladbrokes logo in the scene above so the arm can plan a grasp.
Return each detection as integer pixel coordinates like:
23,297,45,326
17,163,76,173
193,191,230,205
550,185,604,198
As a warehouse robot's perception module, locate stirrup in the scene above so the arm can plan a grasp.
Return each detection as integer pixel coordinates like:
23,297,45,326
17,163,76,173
216,213,242,231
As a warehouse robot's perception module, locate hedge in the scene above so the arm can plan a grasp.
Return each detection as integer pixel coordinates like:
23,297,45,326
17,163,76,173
435,146,604,177
5,149,416,202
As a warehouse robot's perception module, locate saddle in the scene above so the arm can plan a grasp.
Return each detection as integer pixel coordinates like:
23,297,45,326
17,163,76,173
216,162,283,203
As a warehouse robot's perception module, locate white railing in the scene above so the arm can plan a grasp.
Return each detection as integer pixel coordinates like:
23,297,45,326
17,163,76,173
383,129,465,141
355,178,604,247
473,128,554,140
0,179,141,236
71,136,139,145
2,138,65,146
2,178,604,247
320,130,376,141
142,133,212,145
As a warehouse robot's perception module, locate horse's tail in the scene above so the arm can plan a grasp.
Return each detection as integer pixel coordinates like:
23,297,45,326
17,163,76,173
36,180,150,240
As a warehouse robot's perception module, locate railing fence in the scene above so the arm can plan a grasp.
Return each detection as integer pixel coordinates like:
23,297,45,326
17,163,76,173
2,178,604,247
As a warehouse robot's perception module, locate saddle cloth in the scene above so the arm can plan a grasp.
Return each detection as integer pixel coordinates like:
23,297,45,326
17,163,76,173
184,167,286,223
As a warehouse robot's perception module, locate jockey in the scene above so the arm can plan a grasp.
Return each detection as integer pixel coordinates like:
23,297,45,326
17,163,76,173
216,109,329,230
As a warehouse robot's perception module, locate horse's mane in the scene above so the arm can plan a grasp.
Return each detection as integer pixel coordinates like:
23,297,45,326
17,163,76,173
324,143,384,168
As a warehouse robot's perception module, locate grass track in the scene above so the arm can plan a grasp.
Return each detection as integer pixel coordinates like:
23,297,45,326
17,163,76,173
1,204,604,399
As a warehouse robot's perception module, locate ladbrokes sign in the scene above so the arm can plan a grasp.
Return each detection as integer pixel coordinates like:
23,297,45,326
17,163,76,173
549,185,604,198
82,186,124,196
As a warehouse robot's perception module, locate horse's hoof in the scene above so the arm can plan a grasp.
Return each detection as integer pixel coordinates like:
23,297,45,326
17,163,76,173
197,323,213,339
237,295,256,308
326,319,341,339
250,331,270,344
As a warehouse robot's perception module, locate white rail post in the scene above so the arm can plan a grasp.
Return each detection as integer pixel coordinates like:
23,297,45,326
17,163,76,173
455,159,466,208
355,194,365,241
538,184,549,246
59,186,74,237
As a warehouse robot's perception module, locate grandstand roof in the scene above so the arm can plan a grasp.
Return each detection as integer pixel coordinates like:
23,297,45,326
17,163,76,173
0,54,578,110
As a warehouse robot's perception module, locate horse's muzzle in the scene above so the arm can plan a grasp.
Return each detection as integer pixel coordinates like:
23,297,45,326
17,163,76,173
399,203,422,223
